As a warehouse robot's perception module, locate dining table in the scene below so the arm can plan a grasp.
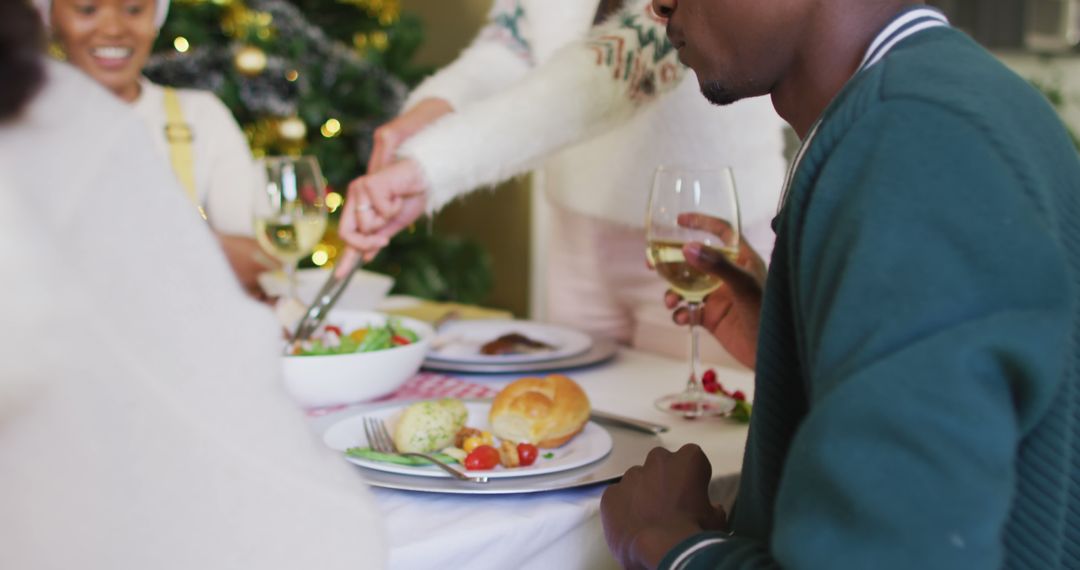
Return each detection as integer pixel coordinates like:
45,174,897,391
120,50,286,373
306,343,755,570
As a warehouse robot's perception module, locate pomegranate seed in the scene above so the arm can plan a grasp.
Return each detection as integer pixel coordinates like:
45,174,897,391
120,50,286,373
701,369,721,394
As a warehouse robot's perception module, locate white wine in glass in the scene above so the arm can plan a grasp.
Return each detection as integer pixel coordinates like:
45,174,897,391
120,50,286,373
254,156,328,299
646,166,741,418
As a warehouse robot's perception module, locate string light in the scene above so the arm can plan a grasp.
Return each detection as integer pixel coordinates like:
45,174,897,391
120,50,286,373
320,118,342,138
285,69,299,82
370,31,389,51
173,36,190,53
326,191,344,212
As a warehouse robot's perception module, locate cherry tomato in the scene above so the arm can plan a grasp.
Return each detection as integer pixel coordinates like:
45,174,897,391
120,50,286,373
464,445,500,470
516,443,539,467
731,390,747,401
324,325,343,337
391,335,412,346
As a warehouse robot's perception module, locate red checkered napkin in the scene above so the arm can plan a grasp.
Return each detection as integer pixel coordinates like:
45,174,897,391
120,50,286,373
305,372,497,416
379,372,498,401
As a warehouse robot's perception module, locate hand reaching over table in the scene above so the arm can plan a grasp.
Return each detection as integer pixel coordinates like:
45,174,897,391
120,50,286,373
337,159,430,272
337,98,452,275
600,444,728,569
368,98,453,172
665,213,766,369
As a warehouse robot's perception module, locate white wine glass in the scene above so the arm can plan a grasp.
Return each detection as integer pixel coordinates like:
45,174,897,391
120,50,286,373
254,156,328,300
646,165,740,418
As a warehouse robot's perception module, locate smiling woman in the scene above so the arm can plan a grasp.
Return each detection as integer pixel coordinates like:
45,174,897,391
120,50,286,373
46,0,163,101
33,0,278,299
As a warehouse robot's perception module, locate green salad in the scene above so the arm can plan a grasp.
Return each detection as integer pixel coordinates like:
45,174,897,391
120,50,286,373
290,319,419,356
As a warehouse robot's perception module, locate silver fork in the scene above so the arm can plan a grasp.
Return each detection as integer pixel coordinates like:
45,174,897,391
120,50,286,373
363,417,489,484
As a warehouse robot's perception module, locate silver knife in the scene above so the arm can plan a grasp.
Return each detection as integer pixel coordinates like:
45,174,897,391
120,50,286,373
590,409,669,434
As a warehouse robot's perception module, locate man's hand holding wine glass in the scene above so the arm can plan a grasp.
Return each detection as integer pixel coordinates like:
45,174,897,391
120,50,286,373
664,212,766,370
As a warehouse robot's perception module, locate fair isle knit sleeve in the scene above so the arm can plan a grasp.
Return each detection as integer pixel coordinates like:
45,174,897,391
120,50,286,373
398,0,688,212
403,0,534,112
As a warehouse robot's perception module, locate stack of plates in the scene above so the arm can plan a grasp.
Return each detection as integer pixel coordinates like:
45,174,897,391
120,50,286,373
422,320,618,374
321,399,660,494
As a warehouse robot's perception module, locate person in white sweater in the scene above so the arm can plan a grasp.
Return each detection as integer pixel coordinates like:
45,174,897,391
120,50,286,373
37,0,275,299
340,0,786,359
0,6,385,566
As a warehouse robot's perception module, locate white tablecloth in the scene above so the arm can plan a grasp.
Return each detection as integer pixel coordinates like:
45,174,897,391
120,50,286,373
308,348,754,570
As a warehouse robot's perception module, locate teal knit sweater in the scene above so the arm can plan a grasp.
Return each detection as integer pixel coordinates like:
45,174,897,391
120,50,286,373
661,23,1080,570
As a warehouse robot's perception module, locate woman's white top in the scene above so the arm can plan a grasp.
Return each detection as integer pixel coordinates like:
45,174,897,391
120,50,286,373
401,0,787,256
0,61,385,569
132,77,257,236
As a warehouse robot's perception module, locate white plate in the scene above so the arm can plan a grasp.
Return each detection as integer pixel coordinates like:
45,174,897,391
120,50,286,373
322,401,613,479
422,336,618,375
427,320,593,364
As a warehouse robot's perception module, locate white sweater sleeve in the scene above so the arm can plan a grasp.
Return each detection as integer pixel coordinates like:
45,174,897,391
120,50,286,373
196,91,259,236
404,0,535,111
399,0,688,212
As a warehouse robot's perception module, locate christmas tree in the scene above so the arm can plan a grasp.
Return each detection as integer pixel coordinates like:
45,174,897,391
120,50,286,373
146,0,493,303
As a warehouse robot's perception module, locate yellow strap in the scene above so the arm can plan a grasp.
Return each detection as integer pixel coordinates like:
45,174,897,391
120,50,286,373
162,88,206,220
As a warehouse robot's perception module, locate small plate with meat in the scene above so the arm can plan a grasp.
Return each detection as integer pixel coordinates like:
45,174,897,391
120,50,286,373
427,319,593,364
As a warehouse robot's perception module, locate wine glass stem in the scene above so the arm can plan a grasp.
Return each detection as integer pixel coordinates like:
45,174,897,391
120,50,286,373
686,301,703,397
284,260,298,300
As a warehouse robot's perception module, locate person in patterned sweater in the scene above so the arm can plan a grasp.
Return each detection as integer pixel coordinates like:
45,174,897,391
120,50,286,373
338,0,786,362
599,0,1080,568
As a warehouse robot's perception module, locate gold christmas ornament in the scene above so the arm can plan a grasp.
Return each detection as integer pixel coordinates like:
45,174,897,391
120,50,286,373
277,116,308,142
234,45,268,76
222,4,273,39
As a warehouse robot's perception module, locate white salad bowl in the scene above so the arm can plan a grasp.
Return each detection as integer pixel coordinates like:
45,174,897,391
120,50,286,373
258,268,394,311
281,310,434,408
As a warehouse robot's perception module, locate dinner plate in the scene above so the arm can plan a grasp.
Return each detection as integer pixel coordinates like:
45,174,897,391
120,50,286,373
322,401,613,479
422,336,618,375
426,320,593,364
310,399,661,495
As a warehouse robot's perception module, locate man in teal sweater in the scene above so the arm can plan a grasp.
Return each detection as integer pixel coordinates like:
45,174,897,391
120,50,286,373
600,0,1080,568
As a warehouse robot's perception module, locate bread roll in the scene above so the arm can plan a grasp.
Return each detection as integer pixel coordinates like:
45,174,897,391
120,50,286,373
488,375,590,448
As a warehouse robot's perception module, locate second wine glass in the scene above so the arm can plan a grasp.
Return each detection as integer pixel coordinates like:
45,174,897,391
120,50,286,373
254,156,328,300
646,165,740,418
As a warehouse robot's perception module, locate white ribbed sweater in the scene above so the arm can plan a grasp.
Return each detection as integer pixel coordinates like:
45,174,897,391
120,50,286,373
400,0,787,255
0,61,385,569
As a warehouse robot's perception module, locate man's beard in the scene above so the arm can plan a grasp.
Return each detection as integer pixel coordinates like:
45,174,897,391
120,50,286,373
700,79,741,106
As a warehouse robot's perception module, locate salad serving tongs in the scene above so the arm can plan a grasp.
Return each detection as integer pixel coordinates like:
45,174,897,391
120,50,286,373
291,256,364,343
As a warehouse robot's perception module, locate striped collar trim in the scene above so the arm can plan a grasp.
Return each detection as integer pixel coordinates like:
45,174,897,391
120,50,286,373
777,6,950,214
860,6,949,70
